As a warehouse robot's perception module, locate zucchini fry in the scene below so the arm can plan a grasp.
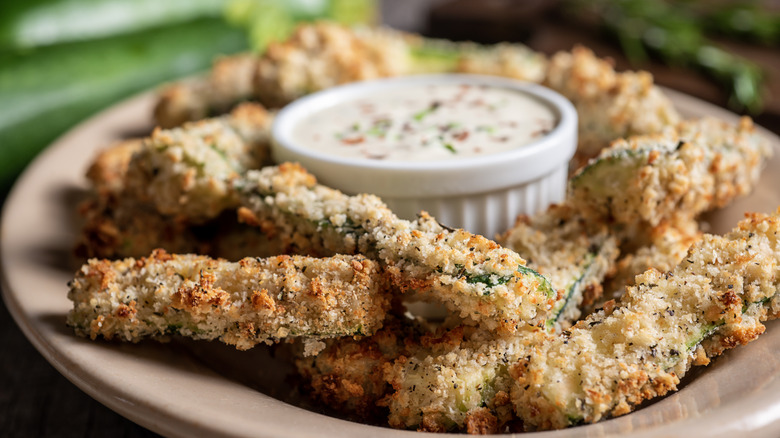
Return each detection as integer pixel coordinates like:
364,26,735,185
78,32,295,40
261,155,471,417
253,22,547,109
76,195,206,259
77,103,277,259
297,318,542,433
384,325,545,433
570,117,771,228
544,45,680,162
126,102,273,223
599,218,702,304
254,22,414,108
511,209,780,429
499,204,619,329
237,163,557,332
67,250,390,353
154,53,258,129
295,315,430,420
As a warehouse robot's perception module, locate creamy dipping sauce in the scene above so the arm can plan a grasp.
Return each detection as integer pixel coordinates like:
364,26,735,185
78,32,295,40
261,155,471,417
294,83,557,162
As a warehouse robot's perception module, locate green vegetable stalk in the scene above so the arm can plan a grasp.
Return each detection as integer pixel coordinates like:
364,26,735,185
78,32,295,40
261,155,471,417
0,0,225,50
0,18,248,198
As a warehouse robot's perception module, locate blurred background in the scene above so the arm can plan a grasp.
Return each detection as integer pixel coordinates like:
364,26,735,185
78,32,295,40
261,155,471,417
0,0,778,435
1,0,779,202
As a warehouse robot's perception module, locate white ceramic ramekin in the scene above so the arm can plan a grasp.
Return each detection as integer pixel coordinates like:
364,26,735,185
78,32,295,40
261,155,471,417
272,74,577,239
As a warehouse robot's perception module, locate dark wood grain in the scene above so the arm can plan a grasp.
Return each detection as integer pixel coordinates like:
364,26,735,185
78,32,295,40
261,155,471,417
0,297,159,438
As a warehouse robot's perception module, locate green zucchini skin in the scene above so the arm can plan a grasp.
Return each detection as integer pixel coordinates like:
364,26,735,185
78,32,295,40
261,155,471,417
512,210,780,430
0,18,247,199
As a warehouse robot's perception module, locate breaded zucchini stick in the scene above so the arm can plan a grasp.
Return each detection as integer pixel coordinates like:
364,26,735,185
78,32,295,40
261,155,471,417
76,195,207,259
126,102,273,223
253,22,547,109
78,137,208,258
570,117,771,228
499,204,619,329
295,315,430,419
544,45,680,162
67,250,390,353
237,163,556,332
155,22,547,126
384,325,545,433
599,218,702,304
296,317,539,433
85,138,144,195
77,192,283,261
253,23,414,109
154,53,258,129
511,209,780,429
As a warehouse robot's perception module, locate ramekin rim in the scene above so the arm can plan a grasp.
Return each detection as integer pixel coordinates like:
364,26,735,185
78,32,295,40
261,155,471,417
271,74,577,173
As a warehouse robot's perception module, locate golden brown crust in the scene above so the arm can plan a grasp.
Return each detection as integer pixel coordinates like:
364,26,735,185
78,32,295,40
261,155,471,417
85,139,144,194
511,210,780,429
464,408,499,435
154,53,258,128
67,250,391,352
295,317,427,419
544,45,680,161
253,22,412,108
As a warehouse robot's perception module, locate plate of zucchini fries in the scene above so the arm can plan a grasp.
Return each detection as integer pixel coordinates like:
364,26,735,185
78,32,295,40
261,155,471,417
3,22,780,437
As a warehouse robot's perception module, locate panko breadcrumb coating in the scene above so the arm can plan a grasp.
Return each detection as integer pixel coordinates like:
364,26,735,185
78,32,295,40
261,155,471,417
76,195,207,259
571,117,771,229
253,22,548,109
155,22,547,127
600,218,702,303
295,315,431,420
126,102,273,223
67,250,390,354
499,204,619,329
511,209,780,430
155,53,258,129
237,163,558,332
254,22,413,108
85,138,144,195
544,45,680,162
384,325,545,433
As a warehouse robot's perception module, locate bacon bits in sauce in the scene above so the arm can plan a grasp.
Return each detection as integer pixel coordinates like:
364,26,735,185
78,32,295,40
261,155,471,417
294,83,557,162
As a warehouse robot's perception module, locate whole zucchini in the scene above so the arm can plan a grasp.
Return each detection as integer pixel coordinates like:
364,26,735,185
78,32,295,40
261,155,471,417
0,0,224,50
0,18,248,198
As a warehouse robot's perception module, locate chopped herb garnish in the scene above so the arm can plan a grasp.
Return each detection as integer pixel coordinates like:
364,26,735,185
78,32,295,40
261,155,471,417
412,101,441,122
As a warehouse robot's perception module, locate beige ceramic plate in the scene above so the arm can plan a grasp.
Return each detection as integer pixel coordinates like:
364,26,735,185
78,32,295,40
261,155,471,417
2,89,780,438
